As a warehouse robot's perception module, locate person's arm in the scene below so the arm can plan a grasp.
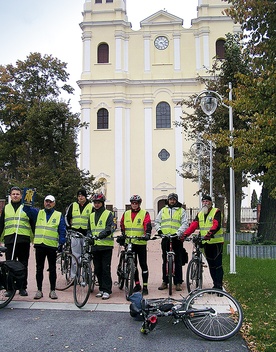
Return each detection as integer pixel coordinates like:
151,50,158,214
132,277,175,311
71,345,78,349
23,205,39,223
206,209,221,238
0,208,5,240
154,209,163,233
177,209,189,236
143,212,152,235
58,215,66,245
120,213,126,234
98,212,113,239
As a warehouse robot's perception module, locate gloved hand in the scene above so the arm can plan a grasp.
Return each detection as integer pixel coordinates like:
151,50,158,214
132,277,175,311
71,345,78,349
57,244,64,253
179,233,188,242
203,233,212,241
158,230,163,235
116,236,125,246
143,233,151,241
98,232,106,240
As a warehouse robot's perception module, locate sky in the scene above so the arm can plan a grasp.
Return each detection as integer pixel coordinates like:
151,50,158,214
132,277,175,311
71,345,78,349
0,0,198,113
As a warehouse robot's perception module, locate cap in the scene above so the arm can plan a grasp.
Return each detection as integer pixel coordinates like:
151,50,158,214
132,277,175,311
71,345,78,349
44,195,55,202
168,193,178,201
77,189,87,198
202,195,212,202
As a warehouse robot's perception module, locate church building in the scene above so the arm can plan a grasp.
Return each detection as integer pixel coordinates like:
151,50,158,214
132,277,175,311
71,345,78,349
78,0,240,219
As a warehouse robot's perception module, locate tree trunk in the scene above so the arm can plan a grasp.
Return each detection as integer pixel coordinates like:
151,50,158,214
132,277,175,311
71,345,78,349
258,186,276,241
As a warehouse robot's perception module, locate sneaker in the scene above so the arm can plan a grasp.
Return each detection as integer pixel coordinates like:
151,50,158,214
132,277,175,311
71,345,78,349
19,289,28,296
176,284,182,291
4,291,13,297
133,284,142,292
34,290,43,299
49,290,58,299
96,291,103,298
158,282,168,290
102,292,110,300
142,287,148,295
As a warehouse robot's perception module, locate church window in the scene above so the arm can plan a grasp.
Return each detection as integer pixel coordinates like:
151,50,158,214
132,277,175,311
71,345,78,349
98,43,109,63
216,39,226,59
97,108,109,129
156,102,171,128
95,0,102,3
158,149,170,161
106,0,113,2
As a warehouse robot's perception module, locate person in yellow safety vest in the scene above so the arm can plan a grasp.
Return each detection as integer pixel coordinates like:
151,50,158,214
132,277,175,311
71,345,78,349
23,195,66,300
89,192,114,300
65,189,93,277
155,193,189,292
180,194,224,291
118,195,152,295
0,186,34,297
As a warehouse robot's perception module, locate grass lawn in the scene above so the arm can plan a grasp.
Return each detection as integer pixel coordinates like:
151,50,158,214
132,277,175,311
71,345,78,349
223,247,276,352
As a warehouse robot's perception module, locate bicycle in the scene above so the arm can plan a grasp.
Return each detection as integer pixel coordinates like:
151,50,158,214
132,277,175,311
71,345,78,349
0,246,16,308
155,233,179,296
72,231,96,308
56,230,78,291
185,232,207,293
115,235,148,300
131,287,243,341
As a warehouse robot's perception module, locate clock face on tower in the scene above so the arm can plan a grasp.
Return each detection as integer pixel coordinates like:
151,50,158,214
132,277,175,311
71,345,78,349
154,36,169,50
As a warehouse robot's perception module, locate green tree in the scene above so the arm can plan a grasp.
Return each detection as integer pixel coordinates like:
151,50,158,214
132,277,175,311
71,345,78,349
222,0,276,240
250,189,258,209
0,53,99,212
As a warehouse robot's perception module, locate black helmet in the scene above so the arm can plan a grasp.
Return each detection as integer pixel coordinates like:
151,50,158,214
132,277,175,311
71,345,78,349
168,193,178,201
130,195,142,203
92,192,106,202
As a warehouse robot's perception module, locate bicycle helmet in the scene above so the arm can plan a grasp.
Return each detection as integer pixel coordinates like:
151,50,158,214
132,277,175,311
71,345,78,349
167,193,178,201
91,192,106,203
130,195,142,203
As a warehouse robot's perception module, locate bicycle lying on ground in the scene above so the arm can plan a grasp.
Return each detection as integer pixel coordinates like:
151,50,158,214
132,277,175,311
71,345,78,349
115,235,149,300
130,287,243,341
185,232,207,293
72,231,96,308
56,230,78,291
0,246,25,309
154,233,179,296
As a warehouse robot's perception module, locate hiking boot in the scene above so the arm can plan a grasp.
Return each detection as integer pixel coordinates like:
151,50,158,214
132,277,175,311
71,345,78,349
176,284,182,291
102,292,110,300
49,290,58,299
19,289,28,296
133,284,142,292
34,290,43,299
142,287,148,295
158,282,168,290
96,291,103,298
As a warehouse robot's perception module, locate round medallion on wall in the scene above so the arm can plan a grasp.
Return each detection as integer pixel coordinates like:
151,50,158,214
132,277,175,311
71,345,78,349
154,36,169,50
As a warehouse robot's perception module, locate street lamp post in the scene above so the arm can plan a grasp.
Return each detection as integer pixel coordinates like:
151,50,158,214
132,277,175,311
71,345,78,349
194,83,236,274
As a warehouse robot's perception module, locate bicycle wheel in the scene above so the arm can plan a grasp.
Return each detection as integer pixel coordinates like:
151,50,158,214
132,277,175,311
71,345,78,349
186,258,202,293
0,270,16,309
117,252,125,290
168,255,173,296
90,259,95,293
73,262,92,308
125,257,135,300
56,252,78,291
185,288,243,341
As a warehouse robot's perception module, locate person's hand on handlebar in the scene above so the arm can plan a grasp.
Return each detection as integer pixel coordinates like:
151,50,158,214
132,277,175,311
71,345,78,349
143,233,151,241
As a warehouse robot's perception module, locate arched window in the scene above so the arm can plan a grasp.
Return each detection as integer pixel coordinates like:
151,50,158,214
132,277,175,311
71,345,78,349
97,43,109,63
216,39,226,59
156,102,171,128
97,108,109,129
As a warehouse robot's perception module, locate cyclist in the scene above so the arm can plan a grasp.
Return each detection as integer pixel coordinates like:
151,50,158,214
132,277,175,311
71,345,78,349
180,195,224,291
89,193,114,300
65,189,93,277
155,193,189,291
118,195,152,295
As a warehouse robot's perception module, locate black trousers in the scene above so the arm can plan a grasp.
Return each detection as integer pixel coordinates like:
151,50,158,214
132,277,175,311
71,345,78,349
35,246,57,291
204,242,224,288
161,237,183,285
93,248,113,294
5,242,30,290
132,244,148,285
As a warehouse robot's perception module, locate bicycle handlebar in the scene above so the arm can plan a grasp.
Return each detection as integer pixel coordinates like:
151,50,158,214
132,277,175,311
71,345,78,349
153,233,179,240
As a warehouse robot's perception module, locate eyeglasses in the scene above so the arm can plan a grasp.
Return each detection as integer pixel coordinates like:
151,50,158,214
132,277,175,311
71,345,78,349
131,201,139,205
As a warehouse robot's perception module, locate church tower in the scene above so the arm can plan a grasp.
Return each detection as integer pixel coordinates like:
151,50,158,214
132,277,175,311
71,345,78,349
78,0,240,219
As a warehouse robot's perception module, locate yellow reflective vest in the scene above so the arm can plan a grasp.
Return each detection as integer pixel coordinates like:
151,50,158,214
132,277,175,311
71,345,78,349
34,210,61,248
90,210,113,247
160,207,182,235
198,208,224,244
124,209,147,245
3,204,32,239
71,202,93,229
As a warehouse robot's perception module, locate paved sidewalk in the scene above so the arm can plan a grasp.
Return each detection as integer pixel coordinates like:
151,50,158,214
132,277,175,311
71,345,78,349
5,233,213,311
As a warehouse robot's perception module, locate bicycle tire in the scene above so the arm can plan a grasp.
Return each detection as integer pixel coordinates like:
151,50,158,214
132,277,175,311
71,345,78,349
90,259,95,293
185,288,243,341
168,255,173,296
125,257,135,300
73,262,92,308
186,258,202,293
0,271,16,309
117,252,125,290
56,252,78,291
